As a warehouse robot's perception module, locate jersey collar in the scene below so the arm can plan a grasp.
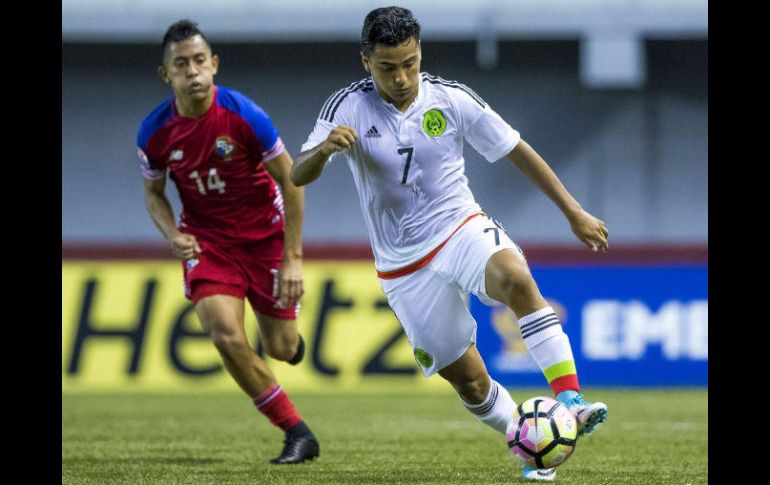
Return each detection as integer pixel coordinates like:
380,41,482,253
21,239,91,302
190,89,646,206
373,76,425,116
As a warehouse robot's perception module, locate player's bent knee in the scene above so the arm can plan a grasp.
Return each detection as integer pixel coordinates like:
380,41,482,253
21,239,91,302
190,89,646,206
263,343,294,362
210,331,249,359
488,252,531,294
262,335,298,362
494,260,543,305
497,270,535,302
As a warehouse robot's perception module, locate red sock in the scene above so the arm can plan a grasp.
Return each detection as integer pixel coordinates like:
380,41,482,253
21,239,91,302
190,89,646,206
549,374,580,396
252,385,302,430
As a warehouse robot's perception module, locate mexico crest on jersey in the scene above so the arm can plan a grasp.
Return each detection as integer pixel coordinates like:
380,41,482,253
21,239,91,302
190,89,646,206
422,109,447,137
414,348,433,368
215,136,236,159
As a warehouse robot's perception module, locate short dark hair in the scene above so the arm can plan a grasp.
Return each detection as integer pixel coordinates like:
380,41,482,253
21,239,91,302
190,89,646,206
361,6,421,56
161,19,210,58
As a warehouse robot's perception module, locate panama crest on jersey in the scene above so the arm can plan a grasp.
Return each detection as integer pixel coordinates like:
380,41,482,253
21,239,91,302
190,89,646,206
215,136,236,160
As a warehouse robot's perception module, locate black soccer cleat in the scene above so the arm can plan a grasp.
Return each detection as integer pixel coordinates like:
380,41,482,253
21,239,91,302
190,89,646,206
287,335,305,366
269,434,319,464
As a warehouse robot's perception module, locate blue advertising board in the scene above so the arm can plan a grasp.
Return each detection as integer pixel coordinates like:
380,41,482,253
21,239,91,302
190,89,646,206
472,266,708,387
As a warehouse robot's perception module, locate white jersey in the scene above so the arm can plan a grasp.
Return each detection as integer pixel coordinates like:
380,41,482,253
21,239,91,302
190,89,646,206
301,73,520,272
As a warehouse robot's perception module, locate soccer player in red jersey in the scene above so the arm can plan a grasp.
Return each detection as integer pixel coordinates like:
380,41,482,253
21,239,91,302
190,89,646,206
137,20,318,464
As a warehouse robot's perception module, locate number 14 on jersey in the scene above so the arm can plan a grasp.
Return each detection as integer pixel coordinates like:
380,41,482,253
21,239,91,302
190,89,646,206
189,168,226,195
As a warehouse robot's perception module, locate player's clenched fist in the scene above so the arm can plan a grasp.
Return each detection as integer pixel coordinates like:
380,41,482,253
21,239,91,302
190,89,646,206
168,232,202,261
321,126,357,156
569,209,609,253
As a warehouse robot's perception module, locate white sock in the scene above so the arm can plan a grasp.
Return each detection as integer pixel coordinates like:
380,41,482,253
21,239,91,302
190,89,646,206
460,379,517,434
519,306,575,372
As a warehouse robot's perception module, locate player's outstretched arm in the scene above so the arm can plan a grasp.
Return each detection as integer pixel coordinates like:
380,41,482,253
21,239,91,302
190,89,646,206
505,139,609,252
143,177,201,260
265,150,305,309
291,126,358,186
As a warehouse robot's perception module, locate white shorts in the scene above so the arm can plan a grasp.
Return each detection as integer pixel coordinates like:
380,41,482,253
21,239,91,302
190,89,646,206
378,213,525,376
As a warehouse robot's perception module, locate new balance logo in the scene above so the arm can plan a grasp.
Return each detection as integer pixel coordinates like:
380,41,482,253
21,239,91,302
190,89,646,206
364,126,382,138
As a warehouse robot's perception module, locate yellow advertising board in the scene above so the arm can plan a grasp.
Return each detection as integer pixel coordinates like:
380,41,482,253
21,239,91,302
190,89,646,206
62,261,449,393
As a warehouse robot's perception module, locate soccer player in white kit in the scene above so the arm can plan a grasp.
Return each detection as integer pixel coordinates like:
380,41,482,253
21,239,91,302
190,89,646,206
292,7,608,481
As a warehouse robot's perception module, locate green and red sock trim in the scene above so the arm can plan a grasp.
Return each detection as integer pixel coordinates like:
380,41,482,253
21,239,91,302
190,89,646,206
544,360,580,396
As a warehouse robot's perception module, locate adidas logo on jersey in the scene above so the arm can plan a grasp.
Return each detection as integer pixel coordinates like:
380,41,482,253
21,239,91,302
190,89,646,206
364,126,382,138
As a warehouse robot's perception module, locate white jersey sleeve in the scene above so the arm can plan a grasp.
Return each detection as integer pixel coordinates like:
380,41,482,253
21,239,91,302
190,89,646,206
300,80,365,162
454,88,521,163
300,118,339,161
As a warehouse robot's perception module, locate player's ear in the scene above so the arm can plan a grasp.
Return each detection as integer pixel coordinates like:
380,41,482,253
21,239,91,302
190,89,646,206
157,65,170,84
361,52,371,74
211,54,220,75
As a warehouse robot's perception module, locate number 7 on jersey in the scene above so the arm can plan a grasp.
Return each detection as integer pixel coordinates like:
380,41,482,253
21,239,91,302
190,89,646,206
398,147,414,184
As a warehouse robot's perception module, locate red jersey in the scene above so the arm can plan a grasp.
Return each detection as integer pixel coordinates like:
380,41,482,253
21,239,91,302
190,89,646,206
137,86,285,244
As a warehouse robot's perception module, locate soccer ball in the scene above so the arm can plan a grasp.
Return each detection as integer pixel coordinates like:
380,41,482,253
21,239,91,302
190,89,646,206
506,396,578,469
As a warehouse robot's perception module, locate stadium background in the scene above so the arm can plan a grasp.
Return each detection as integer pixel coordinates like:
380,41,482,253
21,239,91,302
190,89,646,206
62,0,707,393
62,2,707,483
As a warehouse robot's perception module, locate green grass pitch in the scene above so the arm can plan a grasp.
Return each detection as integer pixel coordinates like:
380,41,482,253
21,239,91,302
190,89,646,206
62,389,707,484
